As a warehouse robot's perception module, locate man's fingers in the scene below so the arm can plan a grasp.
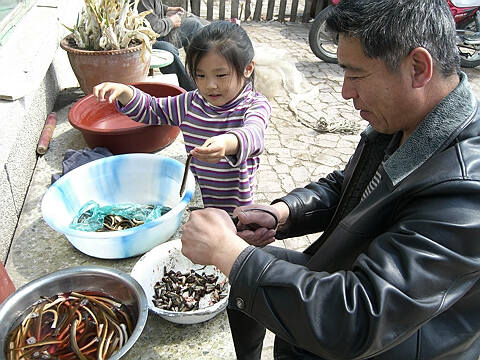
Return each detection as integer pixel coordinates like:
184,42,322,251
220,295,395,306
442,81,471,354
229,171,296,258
256,237,275,248
237,229,256,243
259,229,276,241
237,208,278,229
254,228,276,245
236,228,276,247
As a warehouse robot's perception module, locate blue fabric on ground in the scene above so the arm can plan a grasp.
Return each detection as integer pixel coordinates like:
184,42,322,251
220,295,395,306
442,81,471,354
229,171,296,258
51,147,113,184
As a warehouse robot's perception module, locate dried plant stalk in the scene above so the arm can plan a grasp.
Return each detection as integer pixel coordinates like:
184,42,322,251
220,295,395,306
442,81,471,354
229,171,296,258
63,0,159,58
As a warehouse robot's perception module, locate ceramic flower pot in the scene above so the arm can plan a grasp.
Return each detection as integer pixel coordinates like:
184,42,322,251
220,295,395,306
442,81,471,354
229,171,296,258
60,35,151,95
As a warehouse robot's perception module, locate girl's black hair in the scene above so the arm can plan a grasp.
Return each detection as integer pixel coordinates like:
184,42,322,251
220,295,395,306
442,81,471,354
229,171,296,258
185,20,255,86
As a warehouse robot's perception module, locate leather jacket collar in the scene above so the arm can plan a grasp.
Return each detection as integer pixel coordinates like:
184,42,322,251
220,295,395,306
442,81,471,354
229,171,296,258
361,72,477,186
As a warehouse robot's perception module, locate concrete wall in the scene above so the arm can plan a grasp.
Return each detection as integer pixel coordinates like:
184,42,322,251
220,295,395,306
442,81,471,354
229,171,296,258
0,0,82,263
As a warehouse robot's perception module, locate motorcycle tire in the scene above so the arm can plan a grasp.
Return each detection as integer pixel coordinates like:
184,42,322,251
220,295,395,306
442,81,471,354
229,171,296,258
460,53,480,68
308,5,338,63
458,18,480,68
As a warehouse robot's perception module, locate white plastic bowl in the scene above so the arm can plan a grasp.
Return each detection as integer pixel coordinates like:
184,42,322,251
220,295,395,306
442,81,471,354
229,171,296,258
41,154,195,259
130,239,230,325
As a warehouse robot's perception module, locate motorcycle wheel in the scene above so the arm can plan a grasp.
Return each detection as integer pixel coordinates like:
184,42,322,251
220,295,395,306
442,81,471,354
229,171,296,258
458,18,480,68
308,5,338,63
459,50,480,68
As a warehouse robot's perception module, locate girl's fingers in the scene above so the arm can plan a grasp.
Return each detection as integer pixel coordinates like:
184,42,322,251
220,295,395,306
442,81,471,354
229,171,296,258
107,89,117,103
192,148,222,162
195,144,218,153
95,84,111,102
92,82,119,103
92,84,103,100
193,154,222,163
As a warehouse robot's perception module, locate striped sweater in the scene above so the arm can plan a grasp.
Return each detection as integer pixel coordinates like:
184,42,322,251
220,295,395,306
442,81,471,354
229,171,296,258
116,83,271,214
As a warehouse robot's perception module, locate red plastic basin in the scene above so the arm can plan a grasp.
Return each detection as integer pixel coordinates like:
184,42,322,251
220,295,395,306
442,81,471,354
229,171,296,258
68,82,185,154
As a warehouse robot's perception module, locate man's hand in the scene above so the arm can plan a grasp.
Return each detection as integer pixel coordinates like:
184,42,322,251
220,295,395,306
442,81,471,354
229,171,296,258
168,13,182,28
166,6,185,16
181,208,248,276
191,134,238,163
233,203,290,247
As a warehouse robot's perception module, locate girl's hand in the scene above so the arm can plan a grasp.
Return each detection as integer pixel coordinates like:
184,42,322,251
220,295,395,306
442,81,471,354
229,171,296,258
191,134,238,163
92,82,134,105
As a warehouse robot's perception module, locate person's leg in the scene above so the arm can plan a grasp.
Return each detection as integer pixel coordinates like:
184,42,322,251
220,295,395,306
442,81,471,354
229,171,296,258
227,309,266,360
228,246,311,360
152,41,196,91
177,16,205,48
273,336,325,360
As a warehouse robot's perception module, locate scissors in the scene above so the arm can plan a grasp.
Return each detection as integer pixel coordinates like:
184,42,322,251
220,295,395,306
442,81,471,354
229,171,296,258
187,207,278,231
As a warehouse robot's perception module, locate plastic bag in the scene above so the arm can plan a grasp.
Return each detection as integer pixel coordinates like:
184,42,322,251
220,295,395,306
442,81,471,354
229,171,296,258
253,45,318,115
70,200,171,232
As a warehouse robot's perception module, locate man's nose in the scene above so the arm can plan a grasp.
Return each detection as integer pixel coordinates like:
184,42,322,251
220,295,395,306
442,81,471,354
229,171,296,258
341,77,357,100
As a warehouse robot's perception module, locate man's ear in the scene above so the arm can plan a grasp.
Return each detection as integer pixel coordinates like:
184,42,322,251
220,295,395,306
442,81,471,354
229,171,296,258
409,47,433,88
244,61,255,78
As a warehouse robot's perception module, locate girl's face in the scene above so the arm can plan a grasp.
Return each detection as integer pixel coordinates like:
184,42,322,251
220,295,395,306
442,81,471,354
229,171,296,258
194,50,254,107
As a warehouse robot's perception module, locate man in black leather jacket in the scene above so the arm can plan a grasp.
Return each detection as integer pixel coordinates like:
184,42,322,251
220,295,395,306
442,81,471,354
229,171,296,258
181,0,480,358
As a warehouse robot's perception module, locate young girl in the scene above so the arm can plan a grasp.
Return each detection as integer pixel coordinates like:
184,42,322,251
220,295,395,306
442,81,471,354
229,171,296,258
93,21,271,214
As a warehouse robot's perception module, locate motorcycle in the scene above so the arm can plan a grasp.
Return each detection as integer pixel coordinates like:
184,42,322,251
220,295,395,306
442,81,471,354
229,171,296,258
308,0,480,68
451,0,480,67
308,0,340,64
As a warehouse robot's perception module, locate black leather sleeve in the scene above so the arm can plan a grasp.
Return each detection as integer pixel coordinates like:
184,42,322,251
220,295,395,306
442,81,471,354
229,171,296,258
273,169,344,239
228,179,480,359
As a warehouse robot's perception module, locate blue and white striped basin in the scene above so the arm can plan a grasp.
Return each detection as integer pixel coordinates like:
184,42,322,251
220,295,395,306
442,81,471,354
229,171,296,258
41,154,195,259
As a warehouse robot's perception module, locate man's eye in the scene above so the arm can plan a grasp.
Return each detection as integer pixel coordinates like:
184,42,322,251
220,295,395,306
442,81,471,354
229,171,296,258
346,75,363,81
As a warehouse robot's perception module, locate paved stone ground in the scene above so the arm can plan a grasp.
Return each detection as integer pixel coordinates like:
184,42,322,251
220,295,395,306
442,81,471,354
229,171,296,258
6,20,480,360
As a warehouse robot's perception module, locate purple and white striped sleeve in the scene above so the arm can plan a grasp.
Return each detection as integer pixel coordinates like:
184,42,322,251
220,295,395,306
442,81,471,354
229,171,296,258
115,87,188,126
227,96,271,165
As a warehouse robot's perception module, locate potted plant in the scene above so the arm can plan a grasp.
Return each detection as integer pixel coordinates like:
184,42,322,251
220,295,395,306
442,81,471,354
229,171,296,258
61,0,159,94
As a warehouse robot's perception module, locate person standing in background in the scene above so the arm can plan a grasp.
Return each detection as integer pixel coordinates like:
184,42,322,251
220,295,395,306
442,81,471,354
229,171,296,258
139,0,206,90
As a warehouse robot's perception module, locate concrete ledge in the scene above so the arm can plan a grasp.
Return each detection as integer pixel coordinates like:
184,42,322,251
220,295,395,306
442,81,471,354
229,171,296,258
0,0,82,262
0,66,58,262
0,4,59,101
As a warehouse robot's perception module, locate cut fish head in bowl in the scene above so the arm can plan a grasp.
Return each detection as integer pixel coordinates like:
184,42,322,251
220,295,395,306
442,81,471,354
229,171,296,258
130,239,230,325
